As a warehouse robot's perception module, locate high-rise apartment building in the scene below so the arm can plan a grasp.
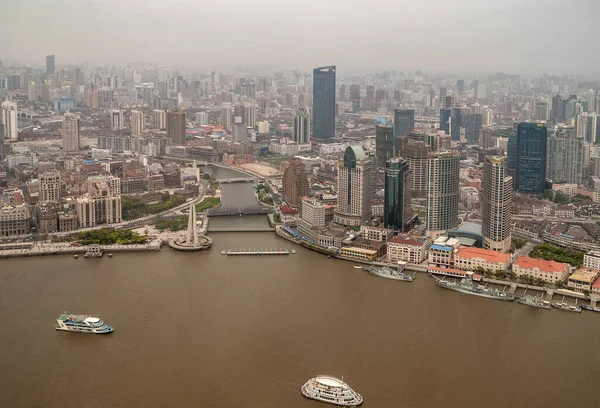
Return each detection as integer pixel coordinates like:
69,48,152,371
167,110,186,146
547,125,583,185
426,151,459,238
110,110,125,130
334,146,372,226
442,95,456,109
312,66,336,139
393,109,415,139
293,105,311,144
479,128,493,149
481,156,512,252
375,122,394,169
384,158,414,232
404,142,430,198
46,55,55,75
130,110,144,136
297,197,326,241
463,113,482,143
152,109,167,129
244,102,256,129
552,95,563,122
282,158,309,208
349,84,360,111
514,122,547,194
195,111,208,126
576,112,600,144
39,172,61,202
534,102,549,121
220,105,231,130
62,112,80,152
1,101,18,141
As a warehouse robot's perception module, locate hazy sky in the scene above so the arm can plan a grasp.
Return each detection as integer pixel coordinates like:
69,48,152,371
2,0,599,75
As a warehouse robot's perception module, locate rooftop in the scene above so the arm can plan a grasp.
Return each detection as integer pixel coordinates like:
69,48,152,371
389,237,425,247
568,268,599,283
456,247,511,263
513,256,569,273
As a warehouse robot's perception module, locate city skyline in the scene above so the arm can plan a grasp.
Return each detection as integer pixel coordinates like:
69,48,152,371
2,0,600,75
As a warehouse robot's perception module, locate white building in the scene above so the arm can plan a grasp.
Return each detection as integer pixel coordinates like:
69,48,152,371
297,197,326,241
387,238,431,263
583,251,600,271
454,247,511,272
334,146,372,227
244,103,256,129
512,256,570,284
257,121,270,134
1,100,18,141
195,111,208,126
359,225,392,242
152,109,166,130
130,110,144,136
92,148,111,160
111,109,125,130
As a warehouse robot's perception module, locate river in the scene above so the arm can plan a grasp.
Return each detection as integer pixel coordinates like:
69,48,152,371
0,167,598,408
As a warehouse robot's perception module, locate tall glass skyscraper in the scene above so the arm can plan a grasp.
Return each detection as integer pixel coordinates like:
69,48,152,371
375,122,394,169
515,122,547,194
440,108,462,140
312,66,336,140
393,109,415,138
384,158,414,232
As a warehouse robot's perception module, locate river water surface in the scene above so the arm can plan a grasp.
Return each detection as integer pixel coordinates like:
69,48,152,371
0,168,598,407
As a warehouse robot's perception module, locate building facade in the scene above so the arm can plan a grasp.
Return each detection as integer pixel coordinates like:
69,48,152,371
282,158,309,208
481,156,512,252
514,122,547,194
384,158,414,232
426,151,460,238
293,105,311,144
375,123,394,170
512,256,570,284
131,110,144,136
1,101,18,141
393,109,415,139
167,110,186,146
62,112,80,152
334,145,372,226
39,172,61,202
312,66,336,140
547,125,583,185
0,203,30,237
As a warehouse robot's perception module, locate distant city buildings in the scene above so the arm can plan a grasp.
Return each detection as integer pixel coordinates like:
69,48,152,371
167,110,186,146
110,110,125,130
312,66,336,140
375,122,394,170
393,109,414,139
131,110,144,136
152,109,167,130
62,112,80,152
1,101,18,141
46,55,55,75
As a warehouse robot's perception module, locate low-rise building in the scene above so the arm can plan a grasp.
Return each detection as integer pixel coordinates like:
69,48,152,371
339,246,378,261
567,268,599,292
352,237,386,259
454,247,511,272
360,225,392,242
387,238,431,263
317,227,346,249
0,203,31,236
428,237,460,266
591,278,600,296
58,212,78,232
555,205,575,218
512,256,570,284
583,251,600,271
36,202,59,234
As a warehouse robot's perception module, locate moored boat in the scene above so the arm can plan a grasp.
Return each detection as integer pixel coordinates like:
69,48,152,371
363,265,415,282
581,304,600,313
56,313,114,334
437,278,515,301
301,375,363,407
516,295,551,309
84,245,103,258
551,302,582,313
353,265,363,269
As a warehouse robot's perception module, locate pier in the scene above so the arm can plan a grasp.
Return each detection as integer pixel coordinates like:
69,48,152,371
221,248,292,256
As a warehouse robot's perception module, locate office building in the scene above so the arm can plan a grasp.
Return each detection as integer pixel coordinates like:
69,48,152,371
426,151,459,238
232,124,247,143
384,158,414,232
481,156,512,252
244,102,256,129
547,125,583,185
7,74,20,91
479,128,493,149
339,84,346,102
334,145,372,226
110,110,125,130
76,178,122,228
0,203,31,237
282,158,309,207
62,112,80,152
167,110,186,146
393,109,414,138
442,95,456,109
482,107,493,126
349,84,360,111
131,110,144,136
195,111,208,126
576,112,600,144
534,102,549,121
439,108,462,141
297,197,326,241
312,66,336,139
293,105,311,144
46,55,55,75
375,122,394,169
463,113,482,143
514,122,547,194
220,105,231,130
404,142,430,198
152,109,167,129
39,172,62,202
552,95,563,122
1,100,18,141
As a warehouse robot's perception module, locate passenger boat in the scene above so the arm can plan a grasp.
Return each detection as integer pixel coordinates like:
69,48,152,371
551,302,582,313
301,375,363,407
437,278,515,301
516,295,551,309
56,313,114,334
353,265,363,269
84,245,103,258
363,265,415,282
580,304,600,313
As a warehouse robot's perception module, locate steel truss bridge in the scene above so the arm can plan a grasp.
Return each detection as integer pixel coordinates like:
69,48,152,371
207,205,273,217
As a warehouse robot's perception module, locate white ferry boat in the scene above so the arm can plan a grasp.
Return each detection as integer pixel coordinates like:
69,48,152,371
56,313,114,334
301,375,363,407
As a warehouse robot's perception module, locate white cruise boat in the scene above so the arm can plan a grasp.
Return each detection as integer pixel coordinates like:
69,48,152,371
301,375,363,407
56,313,114,334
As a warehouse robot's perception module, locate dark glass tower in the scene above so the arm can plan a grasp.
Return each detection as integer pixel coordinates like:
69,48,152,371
515,122,547,194
46,55,55,75
463,113,482,143
312,66,336,140
384,158,413,232
393,109,415,138
376,122,394,170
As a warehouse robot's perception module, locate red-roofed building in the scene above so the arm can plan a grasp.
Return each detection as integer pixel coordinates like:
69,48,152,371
387,237,432,263
454,247,511,272
591,277,600,296
512,256,570,284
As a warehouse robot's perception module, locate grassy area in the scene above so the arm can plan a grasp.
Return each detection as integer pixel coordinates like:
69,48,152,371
529,243,584,267
195,197,221,212
209,182,220,191
155,216,188,231
122,193,186,221
73,229,148,245
492,128,512,138
255,184,273,205
262,155,294,166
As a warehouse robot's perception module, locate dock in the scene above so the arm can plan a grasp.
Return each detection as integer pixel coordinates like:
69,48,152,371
221,248,291,256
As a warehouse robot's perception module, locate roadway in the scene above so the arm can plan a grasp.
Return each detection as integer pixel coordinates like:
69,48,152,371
512,215,599,224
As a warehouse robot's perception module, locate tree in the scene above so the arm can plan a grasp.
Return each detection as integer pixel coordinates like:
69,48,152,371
495,269,506,279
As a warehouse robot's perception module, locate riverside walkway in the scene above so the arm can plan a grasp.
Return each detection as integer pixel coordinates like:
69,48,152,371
221,248,292,256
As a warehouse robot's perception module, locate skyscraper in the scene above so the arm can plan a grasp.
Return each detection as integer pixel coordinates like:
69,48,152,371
312,66,336,139
393,109,415,138
481,156,513,252
62,112,80,152
293,105,311,144
463,113,482,143
110,110,125,130
404,142,430,197
547,125,583,185
334,145,372,226
1,101,18,141
40,172,62,202
439,108,462,140
426,151,459,238
479,128,493,149
282,158,309,208
244,102,256,129
534,102,549,121
514,122,547,194
167,110,186,146
375,122,394,169
552,94,563,122
220,105,231,130
152,109,167,130
46,55,55,75
339,84,346,102
130,110,144,136
349,84,360,112
384,158,414,232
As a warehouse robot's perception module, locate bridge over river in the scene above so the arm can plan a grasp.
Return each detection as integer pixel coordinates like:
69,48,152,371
208,205,273,217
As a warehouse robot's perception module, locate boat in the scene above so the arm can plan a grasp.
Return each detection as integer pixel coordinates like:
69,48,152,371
437,279,515,301
108,253,113,258
580,304,600,313
551,302,582,313
56,313,114,334
73,255,78,259
353,265,363,269
301,375,363,407
516,295,551,309
363,265,415,282
84,245,103,258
